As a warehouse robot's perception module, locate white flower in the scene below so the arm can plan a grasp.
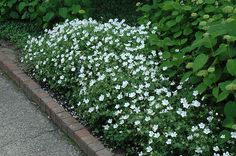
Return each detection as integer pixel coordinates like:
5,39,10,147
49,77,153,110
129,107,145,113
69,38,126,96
187,135,193,140
231,132,236,139
107,119,112,124
129,92,136,98
84,99,89,104
213,146,220,152
223,152,231,156
162,99,169,106
162,66,168,71
115,104,120,109
117,94,123,100
99,95,105,101
115,85,121,90
103,125,109,130
138,152,144,156
88,107,94,113
146,146,152,153
145,116,151,122
113,124,118,129
166,139,172,145
124,102,130,107
154,132,160,138
207,116,213,122
148,96,155,101
134,120,141,126
220,135,226,139
203,128,211,134
71,67,76,71
198,123,205,129
60,75,64,79
193,90,199,96
149,131,154,137
175,49,180,53
176,108,187,117
192,100,201,107
195,147,203,154
153,125,159,132
177,85,182,90
122,81,129,88
120,120,124,125
170,132,177,138
191,126,198,132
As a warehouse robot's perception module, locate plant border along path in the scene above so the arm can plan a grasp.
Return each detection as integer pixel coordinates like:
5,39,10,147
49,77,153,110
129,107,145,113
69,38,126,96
0,51,123,156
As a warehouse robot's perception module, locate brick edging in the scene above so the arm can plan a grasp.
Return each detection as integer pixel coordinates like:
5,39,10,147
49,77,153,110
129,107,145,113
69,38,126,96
0,53,121,156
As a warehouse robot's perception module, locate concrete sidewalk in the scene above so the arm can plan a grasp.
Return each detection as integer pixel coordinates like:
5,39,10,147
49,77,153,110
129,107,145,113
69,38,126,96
0,70,84,156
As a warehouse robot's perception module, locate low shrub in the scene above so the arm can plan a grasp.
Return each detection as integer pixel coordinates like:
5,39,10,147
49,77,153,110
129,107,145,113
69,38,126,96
0,21,40,49
90,0,148,24
22,18,236,155
138,0,236,132
0,0,90,28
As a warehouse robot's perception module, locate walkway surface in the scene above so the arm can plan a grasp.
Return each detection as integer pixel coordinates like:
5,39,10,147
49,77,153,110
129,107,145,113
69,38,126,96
0,42,84,156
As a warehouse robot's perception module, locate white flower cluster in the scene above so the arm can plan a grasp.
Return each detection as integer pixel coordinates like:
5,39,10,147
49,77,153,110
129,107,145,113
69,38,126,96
22,18,236,156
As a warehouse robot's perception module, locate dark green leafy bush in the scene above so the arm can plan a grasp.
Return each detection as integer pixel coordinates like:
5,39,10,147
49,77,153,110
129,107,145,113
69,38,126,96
138,0,236,134
0,21,40,49
0,0,90,28
90,0,148,24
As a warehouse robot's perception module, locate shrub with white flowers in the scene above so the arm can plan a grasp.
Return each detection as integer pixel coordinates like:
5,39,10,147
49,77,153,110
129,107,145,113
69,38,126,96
22,18,236,155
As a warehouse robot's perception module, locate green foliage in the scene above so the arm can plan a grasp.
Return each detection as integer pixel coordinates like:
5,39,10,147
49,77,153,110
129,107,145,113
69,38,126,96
22,18,236,156
90,0,148,25
0,21,40,49
138,0,236,134
0,0,90,28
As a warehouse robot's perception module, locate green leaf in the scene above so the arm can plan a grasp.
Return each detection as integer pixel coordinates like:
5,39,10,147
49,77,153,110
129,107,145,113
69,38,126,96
183,27,193,36
162,52,171,59
166,20,176,28
224,101,236,118
64,0,75,6
9,11,19,19
183,5,191,11
71,5,81,14
7,0,17,7
176,15,183,23
173,31,182,38
28,0,38,6
18,2,26,12
222,117,235,129
217,91,229,102
162,1,180,10
193,54,209,72
225,20,236,36
226,59,236,76
43,12,55,22
59,8,68,18
204,5,215,13
195,82,208,94
212,87,219,98
203,73,217,86
181,71,192,82
139,4,151,12
205,0,215,4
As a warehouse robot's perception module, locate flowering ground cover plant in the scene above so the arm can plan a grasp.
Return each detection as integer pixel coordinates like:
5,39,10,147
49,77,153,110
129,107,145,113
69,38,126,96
22,19,236,155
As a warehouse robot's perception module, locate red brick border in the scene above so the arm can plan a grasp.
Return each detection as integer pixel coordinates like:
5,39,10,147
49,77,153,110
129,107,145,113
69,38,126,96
0,52,124,156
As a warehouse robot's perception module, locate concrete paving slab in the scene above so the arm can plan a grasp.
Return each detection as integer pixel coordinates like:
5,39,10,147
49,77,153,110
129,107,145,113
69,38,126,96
0,71,84,156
